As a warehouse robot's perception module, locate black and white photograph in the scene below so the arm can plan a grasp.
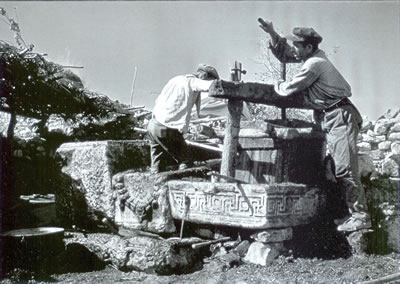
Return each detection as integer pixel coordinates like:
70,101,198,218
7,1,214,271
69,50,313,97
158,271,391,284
0,1,399,283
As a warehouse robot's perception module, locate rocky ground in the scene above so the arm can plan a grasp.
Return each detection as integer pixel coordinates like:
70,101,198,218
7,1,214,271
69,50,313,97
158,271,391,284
2,252,399,284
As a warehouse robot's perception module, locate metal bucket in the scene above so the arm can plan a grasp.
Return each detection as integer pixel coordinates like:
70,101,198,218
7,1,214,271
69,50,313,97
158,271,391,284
19,194,57,227
1,227,64,274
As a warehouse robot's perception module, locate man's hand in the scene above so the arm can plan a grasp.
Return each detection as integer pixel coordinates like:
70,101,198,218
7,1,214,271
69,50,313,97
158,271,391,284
258,18,274,34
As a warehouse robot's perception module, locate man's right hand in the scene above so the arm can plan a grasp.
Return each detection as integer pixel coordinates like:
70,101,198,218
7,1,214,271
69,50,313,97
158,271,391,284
258,18,274,34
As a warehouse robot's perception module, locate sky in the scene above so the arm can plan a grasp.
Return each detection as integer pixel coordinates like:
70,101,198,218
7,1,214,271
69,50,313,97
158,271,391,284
1,1,399,121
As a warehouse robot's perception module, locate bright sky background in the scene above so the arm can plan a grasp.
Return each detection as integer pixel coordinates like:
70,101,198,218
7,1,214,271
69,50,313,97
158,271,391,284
1,1,399,121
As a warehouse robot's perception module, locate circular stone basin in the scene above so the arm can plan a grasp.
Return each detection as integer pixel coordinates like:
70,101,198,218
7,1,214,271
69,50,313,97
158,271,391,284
3,227,64,238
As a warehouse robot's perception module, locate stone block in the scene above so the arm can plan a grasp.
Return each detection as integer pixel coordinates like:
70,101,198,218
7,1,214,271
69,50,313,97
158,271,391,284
243,242,284,266
168,181,325,229
388,132,400,141
358,153,376,178
361,133,375,143
357,142,372,152
390,122,400,133
374,123,389,135
360,118,373,133
379,108,400,120
391,142,400,155
367,129,376,137
369,149,385,160
378,141,392,151
381,155,400,177
56,140,150,226
250,228,293,243
374,135,386,143
234,240,251,257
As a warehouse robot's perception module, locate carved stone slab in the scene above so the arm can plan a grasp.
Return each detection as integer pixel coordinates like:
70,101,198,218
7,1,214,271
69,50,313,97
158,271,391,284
168,181,325,229
112,171,176,233
56,140,150,223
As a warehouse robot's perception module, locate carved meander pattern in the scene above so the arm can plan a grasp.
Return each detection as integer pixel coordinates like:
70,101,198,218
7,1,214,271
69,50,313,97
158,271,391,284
171,191,304,218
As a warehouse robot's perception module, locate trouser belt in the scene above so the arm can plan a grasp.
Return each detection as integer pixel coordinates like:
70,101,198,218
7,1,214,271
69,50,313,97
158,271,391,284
322,98,351,113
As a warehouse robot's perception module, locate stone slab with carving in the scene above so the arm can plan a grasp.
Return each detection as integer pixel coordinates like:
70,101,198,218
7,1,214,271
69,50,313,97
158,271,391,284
168,181,326,229
112,170,176,233
56,140,150,228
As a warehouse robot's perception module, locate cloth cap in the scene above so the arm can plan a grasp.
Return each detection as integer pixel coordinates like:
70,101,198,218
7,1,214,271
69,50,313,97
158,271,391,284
286,27,323,44
196,64,219,79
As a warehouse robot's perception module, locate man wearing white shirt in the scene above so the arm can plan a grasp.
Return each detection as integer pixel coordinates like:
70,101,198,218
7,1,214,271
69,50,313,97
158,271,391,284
147,64,219,174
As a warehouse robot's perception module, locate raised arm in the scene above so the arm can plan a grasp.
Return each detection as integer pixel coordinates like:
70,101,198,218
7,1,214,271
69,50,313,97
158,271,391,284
258,18,299,63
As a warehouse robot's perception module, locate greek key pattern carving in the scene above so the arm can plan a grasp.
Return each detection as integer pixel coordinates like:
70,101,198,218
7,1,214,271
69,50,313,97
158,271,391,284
171,191,304,218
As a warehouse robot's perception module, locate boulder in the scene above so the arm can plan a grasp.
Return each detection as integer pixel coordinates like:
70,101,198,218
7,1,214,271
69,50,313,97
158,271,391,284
63,232,200,274
243,242,284,265
357,142,372,152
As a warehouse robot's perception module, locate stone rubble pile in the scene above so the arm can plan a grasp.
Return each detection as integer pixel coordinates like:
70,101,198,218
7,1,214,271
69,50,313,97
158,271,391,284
357,107,400,179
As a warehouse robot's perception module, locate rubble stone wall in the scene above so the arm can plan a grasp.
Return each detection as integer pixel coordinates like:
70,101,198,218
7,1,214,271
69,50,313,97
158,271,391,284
357,108,400,253
358,108,400,178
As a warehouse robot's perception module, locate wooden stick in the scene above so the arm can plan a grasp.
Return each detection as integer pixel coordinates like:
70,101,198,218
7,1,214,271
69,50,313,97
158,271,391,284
207,171,247,184
190,116,226,124
185,140,223,153
191,236,231,249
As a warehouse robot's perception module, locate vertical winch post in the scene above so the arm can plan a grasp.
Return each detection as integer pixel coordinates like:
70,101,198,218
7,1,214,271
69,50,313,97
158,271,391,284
220,61,246,179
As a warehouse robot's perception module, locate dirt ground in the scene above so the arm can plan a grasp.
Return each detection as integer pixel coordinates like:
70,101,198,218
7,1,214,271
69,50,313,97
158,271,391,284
2,252,399,284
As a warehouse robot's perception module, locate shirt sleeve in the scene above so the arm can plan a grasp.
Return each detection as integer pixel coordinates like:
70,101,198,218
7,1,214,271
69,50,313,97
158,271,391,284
269,37,300,64
189,77,214,92
275,62,320,96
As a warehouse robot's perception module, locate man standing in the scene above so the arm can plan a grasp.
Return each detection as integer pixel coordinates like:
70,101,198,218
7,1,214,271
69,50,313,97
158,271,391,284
259,19,371,232
147,64,219,174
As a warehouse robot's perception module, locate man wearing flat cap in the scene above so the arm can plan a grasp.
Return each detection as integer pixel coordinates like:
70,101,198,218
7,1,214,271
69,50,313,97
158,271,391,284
259,19,371,233
147,64,219,174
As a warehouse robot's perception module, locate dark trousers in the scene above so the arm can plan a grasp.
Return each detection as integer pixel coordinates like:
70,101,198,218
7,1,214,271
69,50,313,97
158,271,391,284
315,104,369,219
147,118,191,172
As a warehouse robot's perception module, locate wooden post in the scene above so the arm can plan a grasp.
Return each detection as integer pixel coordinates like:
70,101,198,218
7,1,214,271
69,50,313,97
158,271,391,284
280,56,287,120
220,61,244,178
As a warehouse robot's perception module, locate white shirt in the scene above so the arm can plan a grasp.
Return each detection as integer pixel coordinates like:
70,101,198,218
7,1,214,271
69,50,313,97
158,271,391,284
153,74,214,133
